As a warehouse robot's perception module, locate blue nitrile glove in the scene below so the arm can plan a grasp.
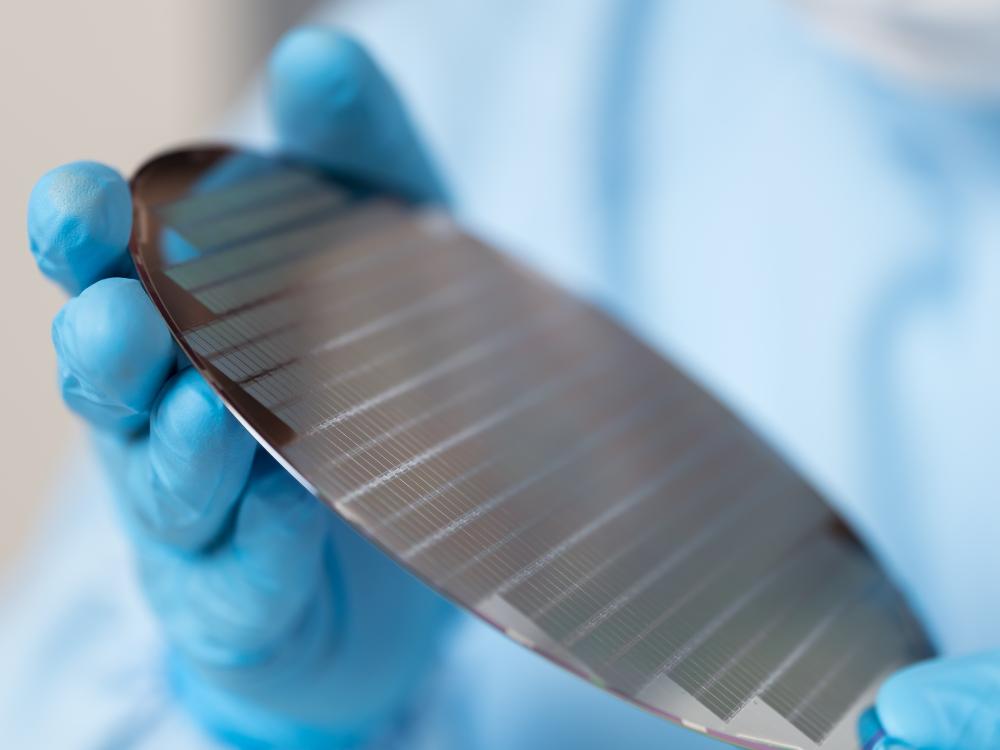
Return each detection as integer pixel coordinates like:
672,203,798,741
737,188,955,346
858,652,1000,749
27,27,456,749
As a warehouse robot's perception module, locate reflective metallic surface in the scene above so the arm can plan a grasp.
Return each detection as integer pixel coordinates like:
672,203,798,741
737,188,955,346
130,146,931,750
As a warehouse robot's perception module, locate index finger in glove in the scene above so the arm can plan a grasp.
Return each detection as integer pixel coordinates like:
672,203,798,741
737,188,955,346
28,161,133,295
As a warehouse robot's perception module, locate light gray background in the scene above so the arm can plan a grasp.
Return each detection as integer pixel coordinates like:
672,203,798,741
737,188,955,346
0,1,316,572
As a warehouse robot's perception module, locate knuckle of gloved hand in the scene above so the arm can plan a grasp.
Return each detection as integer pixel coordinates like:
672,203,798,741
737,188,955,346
52,277,174,430
226,476,328,609
137,464,330,665
28,161,131,294
139,556,274,669
144,370,256,545
144,553,316,669
212,586,306,663
235,468,330,566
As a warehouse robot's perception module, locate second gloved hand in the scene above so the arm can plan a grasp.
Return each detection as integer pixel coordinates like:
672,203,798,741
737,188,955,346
28,27,456,749
860,650,1000,750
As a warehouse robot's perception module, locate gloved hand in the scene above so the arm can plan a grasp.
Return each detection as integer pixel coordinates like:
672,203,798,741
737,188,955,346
859,652,1000,749
27,27,456,749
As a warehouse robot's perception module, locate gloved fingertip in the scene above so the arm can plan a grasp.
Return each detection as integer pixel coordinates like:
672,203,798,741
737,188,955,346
876,662,948,749
51,303,145,433
28,161,132,294
52,277,175,430
270,27,368,114
268,27,372,155
153,370,241,457
267,26,445,203
145,369,256,547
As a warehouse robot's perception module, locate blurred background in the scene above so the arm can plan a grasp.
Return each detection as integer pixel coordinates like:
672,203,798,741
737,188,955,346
0,1,317,573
